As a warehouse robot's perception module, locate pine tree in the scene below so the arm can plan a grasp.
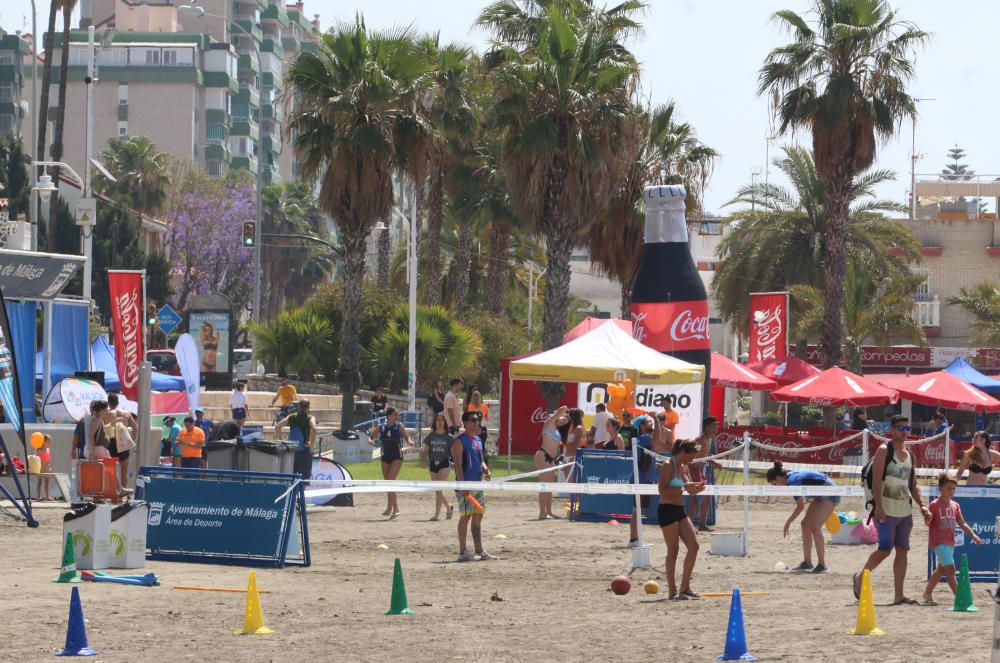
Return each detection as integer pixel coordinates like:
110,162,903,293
941,145,975,181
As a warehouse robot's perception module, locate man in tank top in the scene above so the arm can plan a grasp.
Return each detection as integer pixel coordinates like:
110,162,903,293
853,415,931,605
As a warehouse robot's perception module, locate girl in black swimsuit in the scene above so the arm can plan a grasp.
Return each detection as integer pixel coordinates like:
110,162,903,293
958,431,997,485
368,407,412,518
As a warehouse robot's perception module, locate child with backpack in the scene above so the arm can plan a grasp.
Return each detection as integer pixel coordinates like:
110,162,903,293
921,472,981,605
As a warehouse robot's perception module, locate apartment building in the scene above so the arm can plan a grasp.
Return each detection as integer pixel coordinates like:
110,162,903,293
31,0,318,185
0,28,30,138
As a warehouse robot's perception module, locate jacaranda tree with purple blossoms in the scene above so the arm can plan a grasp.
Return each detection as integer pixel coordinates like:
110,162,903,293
167,171,255,313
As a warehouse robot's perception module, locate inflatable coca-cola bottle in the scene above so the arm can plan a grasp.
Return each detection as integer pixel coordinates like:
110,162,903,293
630,184,711,416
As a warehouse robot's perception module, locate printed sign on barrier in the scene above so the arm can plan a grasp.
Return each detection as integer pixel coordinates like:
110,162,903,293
135,466,310,568
925,485,1000,583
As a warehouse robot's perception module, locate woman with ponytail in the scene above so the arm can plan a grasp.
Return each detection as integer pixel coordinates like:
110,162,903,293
658,438,705,600
767,461,839,573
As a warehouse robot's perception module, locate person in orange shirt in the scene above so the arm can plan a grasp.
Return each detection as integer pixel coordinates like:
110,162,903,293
177,416,206,469
466,390,489,425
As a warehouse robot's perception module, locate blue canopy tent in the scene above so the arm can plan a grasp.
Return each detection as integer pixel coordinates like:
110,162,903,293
37,337,185,392
945,357,1000,396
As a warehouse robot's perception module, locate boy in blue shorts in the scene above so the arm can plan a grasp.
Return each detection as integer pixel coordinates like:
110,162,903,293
451,411,493,562
922,472,981,605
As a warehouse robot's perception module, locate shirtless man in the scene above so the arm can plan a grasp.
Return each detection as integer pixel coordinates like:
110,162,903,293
630,414,670,547
691,416,723,532
535,406,569,520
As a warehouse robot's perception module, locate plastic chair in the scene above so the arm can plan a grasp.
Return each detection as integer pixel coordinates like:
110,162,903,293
78,459,127,503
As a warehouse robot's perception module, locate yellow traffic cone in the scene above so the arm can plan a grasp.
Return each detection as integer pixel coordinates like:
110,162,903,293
234,572,273,635
849,570,884,636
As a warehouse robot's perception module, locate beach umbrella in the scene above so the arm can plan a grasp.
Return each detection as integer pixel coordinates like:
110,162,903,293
745,356,821,387
710,352,778,391
873,371,1000,413
772,366,899,407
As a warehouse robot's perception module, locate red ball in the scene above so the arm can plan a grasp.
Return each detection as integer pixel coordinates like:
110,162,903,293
611,575,631,595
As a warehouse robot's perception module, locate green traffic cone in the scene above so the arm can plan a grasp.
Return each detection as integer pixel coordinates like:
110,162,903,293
54,532,82,584
948,554,979,612
385,558,413,615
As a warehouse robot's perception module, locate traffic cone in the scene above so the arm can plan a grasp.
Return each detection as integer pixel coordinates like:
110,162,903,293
716,587,756,661
234,572,273,635
385,557,413,615
948,554,979,612
849,570,884,635
54,533,82,584
56,587,96,656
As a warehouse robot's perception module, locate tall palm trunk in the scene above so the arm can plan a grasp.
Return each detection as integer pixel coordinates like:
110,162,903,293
453,219,473,318
422,160,444,305
48,4,73,253
36,3,59,241
376,225,390,287
619,280,631,319
337,227,368,431
539,153,571,409
485,223,509,315
820,178,850,368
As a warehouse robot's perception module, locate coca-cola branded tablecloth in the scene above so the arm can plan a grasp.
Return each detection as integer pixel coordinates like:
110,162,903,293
716,426,949,468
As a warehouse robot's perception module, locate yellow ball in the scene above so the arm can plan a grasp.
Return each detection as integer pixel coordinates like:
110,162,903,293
643,580,659,595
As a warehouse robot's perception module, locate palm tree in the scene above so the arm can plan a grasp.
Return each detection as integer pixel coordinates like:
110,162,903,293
948,283,1000,346
790,265,926,373
48,0,79,251
284,17,428,430
588,101,717,316
712,146,920,344
421,39,479,307
94,134,171,213
759,0,928,367
479,0,642,404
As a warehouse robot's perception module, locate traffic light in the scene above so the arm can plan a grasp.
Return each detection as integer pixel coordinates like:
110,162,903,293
147,304,158,327
242,221,256,247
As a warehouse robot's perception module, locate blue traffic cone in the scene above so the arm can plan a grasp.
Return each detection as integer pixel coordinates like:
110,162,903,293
717,587,757,661
56,587,97,657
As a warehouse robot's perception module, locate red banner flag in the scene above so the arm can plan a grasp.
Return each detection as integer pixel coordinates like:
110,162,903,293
108,271,144,401
749,292,788,363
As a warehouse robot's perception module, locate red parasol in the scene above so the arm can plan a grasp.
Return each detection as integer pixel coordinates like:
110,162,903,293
710,352,778,391
872,371,1000,413
772,366,899,407
745,356,821,387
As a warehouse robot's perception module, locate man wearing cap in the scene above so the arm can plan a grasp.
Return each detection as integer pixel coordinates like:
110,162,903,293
162,416,182,467
275,399,317,481
194,408,215,468
177,416,206,469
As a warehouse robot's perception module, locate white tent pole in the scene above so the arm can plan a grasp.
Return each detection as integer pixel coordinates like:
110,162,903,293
861,429,869,469
945,426,950,470
742,430,751,556
507,372,513,475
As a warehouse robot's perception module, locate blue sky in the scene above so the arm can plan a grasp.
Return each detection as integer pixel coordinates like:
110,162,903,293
3,0,997,215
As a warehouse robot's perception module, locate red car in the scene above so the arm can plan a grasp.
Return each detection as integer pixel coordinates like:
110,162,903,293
147,349,181,376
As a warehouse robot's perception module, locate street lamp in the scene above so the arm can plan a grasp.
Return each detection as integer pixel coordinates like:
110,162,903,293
32,174,56,204
180,4,265,366
27,0,37,251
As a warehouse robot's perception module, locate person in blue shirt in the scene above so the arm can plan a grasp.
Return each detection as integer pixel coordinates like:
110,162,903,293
162,416,182,466
451,411,493,562
767,461,839,573
194,407,214,437
627,414,672,548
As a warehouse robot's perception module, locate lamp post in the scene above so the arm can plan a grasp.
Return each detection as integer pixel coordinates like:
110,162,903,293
910,97,935,219
180,4,264,366
28,0,37,252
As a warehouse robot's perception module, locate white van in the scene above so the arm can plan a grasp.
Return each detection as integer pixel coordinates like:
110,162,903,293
233,348,256,379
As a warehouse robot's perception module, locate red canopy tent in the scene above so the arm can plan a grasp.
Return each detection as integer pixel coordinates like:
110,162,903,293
772,366,899,406
746,356,820,386
710,352,777,391
872,371,1000,412
562,317,633,343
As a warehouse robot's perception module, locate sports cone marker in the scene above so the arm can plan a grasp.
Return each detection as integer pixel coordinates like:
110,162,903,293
849,570,884,636
234,572,273,635
54,532,82,584
386,557,413,615
949,554,979,613
716,587,756,661
56,587,96,656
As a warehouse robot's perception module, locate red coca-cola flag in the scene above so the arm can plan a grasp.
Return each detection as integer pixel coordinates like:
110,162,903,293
108,270,144,401
749,292,788,363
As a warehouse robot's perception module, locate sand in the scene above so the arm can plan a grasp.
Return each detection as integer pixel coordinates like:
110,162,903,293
0,493,991,662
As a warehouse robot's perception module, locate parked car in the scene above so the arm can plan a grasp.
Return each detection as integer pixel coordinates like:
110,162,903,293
234,348,256,379
148,349,180,376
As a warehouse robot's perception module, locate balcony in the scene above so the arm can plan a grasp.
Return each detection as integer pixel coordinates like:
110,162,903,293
237,53,260,75
261,3,290,27
232,155,259,174
913,295,940,335
232,19,263,43
235,86,260,109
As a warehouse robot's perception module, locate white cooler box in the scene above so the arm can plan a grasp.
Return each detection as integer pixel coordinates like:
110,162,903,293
63,503,112,570
108,502,148,568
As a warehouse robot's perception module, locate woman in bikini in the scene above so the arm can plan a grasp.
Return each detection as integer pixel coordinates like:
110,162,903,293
535,406,569,519
658,438,705,600
956,431,999,485
564,408,586,474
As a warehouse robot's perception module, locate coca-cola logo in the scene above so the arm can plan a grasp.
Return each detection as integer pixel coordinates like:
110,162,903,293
923,444,945,461
530,407,547,424
116,289,141,390
753,305,784,361
809,397,834,406
829,444,851,461
670,309,708,343
632,311,648,343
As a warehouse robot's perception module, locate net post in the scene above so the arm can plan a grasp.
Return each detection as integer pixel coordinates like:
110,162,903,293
861,429,869,469
742,430,750,556
944,427,950,470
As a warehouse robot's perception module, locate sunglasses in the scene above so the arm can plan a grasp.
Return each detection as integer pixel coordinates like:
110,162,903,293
897,425,911,432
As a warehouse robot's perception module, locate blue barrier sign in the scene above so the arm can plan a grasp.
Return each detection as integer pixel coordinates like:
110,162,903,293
135,466,310,568
926,485,999,583
571,448,715,526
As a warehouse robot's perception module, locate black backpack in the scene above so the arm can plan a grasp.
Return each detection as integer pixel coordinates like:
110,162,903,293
860,442,914,523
